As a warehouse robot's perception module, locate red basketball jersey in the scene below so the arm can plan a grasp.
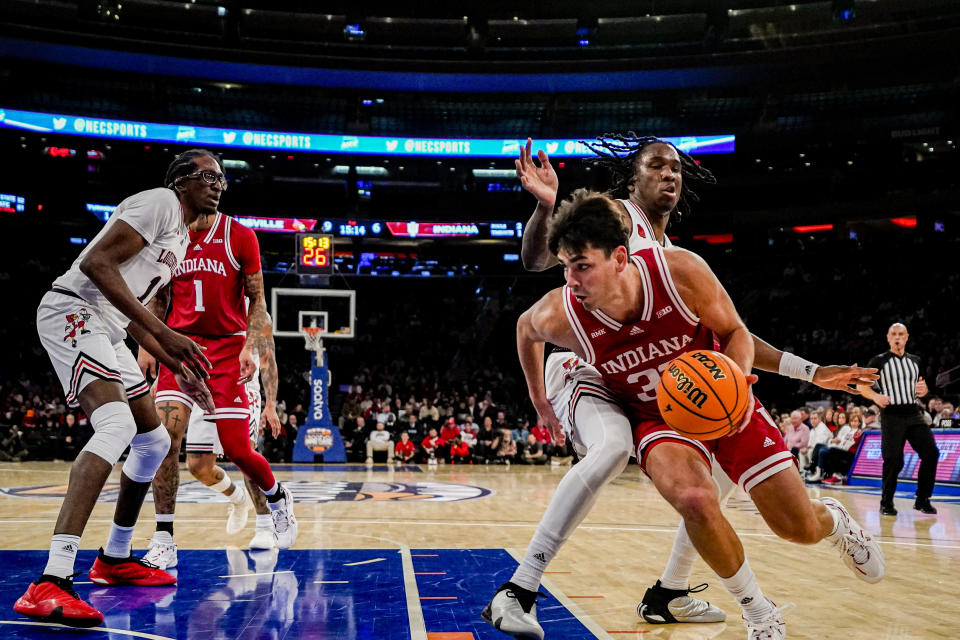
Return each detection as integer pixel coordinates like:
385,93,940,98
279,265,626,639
562,245,714,422
166,212,261,336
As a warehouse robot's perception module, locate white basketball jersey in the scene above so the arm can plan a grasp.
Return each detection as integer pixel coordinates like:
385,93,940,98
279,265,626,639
53,188,189,336
617,199,673,250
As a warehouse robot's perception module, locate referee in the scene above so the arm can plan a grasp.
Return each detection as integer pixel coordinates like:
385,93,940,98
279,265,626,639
858,323,939,516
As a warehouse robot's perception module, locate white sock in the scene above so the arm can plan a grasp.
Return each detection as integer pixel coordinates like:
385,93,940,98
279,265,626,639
153,530,174,544
104,523,135,559
44,534,80,579
823,500,844,543
263,481,279,497
256,514,272,529
719,559,775,623
660,523,698,590
510,396,632,592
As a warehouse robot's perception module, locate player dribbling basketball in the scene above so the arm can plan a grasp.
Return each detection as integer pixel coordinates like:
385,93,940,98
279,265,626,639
512,190,884,639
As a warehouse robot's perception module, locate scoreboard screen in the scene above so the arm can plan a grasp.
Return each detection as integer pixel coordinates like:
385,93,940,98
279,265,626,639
297,233,334,274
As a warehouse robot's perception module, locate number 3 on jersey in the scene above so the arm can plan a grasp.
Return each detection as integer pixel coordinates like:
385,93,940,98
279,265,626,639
193,280,205,312
626,362,671,402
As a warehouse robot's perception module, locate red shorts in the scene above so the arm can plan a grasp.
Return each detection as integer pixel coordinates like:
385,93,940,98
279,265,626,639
155,334,249,422
633,399,795,493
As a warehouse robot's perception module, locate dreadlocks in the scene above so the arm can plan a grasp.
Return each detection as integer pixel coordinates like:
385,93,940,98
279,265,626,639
582,132,716,220
164,149,223,191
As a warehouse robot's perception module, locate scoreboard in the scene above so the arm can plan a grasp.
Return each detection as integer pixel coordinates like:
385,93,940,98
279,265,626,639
296,233,334,274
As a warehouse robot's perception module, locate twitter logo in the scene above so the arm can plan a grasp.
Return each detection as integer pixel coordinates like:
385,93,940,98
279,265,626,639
386,140,398,151
546,142,558,154
53,117,67,130
222,131,236,144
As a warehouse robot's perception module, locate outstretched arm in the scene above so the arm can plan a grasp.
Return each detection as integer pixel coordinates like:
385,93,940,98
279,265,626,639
751,334,878,394
516,139,560,271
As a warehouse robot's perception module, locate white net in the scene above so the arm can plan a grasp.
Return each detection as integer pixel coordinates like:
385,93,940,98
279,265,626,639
301,326,325,355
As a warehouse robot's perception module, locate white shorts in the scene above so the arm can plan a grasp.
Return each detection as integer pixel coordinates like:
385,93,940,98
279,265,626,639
37,291,149,408
184,379,262,455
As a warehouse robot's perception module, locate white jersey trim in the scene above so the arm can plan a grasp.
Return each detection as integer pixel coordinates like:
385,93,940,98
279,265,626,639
562,285,596,364
651,245,699,326
633,255,655,322
202,211,223,245
223,216,242,272
591,309,621,331
740,451,796,493
620,199,660,247
155,390,194,407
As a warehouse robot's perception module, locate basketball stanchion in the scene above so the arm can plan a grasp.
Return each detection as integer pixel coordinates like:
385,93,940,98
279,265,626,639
294,324,347,462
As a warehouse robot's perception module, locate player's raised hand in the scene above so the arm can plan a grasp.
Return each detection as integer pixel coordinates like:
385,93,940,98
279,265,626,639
137,347,158,380
174,370,215,414
813,364,879,394
156,327,211,379
515,138,558,206
261,402,282,438
238,348,257,384
729,374,759,435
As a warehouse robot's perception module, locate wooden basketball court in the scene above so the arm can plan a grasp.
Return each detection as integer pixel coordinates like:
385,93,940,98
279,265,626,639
0,460,956,639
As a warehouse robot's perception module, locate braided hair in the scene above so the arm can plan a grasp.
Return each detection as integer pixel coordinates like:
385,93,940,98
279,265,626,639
164,149,224,191
582,132,716,220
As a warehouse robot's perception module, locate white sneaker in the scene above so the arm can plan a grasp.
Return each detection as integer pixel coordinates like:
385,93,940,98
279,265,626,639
143,533,178,570
269,484,298,549
744,599,792,640
481,583,544,640
805,470,824,483
821,497,885,583
249,526,277,550
226,483,253,535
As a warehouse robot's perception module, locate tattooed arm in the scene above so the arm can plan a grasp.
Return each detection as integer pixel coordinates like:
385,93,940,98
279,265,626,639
242,271,282,436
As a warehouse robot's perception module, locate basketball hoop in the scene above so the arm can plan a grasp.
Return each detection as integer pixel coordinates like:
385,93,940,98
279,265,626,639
301,326,325,357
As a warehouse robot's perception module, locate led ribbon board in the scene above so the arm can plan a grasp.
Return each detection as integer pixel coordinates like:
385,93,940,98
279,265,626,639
0,107,735,157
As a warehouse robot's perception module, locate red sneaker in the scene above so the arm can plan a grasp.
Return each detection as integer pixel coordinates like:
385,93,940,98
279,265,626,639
89,549,177,586
13,575,104,628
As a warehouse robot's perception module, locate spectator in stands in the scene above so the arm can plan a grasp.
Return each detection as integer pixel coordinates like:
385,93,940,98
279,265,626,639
419,399,440,430
0,423,28,462
475,417,501,464
400,413,424,442
810,414,865,484
421,428,444,465
366,421,394,464
783,410,811,464
804,409,833,475
284,414,299,462
56,413,81,461
376,402,397,428
395,432,416,466
863,406,881,429
343,415,366,461
512,418,530,445
530,422,553,458
936,402,957,427
448,436,472,465
824,407,836,431
440,417,461,443
522,433,548,465
339,393,362,430
496,430,517,465
834,410,848,431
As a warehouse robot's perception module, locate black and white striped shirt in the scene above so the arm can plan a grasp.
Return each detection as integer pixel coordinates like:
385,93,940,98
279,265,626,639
867,351,922,407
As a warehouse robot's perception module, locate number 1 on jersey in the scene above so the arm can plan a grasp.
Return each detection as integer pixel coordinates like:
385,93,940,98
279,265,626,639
193,280,205,312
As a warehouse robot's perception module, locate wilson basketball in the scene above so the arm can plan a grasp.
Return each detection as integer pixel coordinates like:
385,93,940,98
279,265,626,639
657,350,749,440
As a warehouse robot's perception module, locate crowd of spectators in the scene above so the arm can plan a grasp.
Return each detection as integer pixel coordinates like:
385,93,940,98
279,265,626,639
772,394,957,485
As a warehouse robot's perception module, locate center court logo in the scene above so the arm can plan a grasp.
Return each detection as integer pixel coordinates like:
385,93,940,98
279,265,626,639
0,480,493,503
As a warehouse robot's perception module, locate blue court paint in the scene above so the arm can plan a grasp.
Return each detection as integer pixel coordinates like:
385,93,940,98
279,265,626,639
221,463,423,473
1,549,600,639
414,549,600,639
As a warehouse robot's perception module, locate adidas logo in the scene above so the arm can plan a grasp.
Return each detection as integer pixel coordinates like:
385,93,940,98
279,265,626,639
590,329,606,338
193,245,202,250
630,326,643,336
533,552,546,563
234,396,242,402
61,544,75,553
763,437,775,448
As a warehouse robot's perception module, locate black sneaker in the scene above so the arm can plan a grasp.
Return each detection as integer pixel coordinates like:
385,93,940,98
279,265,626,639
879,503,898,516
914,499,937,514
637,580,726,624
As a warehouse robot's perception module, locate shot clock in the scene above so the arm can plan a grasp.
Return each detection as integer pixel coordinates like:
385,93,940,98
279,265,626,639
297,233,334,274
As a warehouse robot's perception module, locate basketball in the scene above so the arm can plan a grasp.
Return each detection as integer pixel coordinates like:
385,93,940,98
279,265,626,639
657,350,750,440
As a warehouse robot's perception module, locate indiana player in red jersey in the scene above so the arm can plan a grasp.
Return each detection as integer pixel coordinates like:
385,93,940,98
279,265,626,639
137,162,296,562
512,191,884,639
484,138,878,640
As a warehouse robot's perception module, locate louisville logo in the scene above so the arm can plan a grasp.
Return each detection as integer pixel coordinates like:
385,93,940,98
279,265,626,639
63,308,92,347
0,480,493,504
